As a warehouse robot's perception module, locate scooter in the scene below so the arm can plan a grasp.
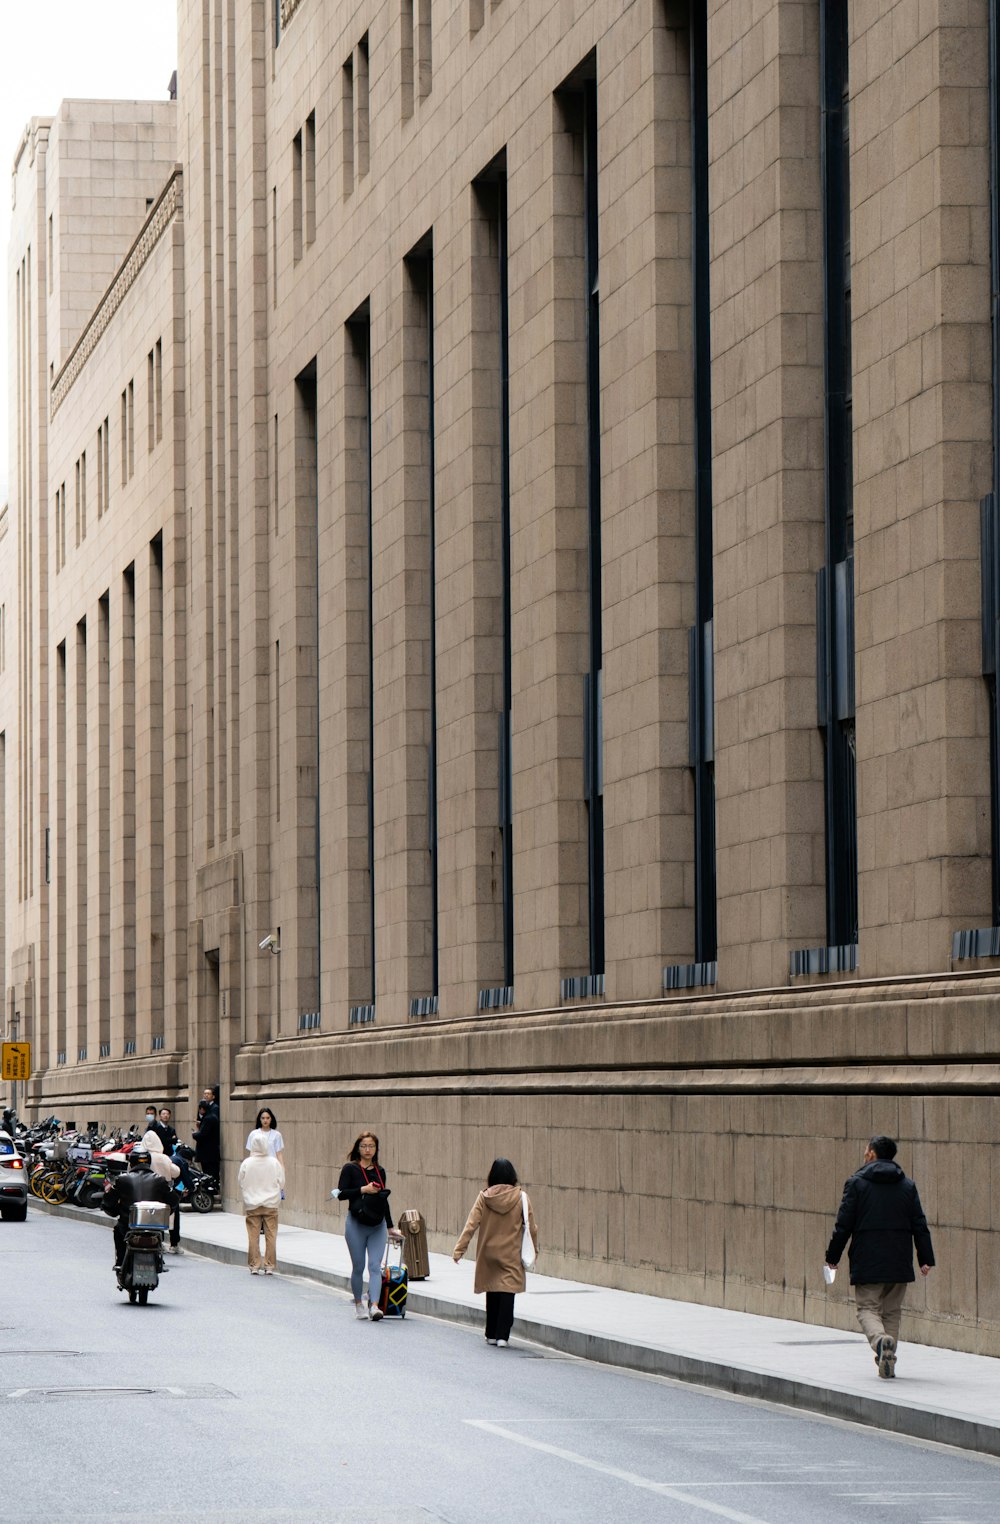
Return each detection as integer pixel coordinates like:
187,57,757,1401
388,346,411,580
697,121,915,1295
117,1201,169,1304
173,1144,220,1213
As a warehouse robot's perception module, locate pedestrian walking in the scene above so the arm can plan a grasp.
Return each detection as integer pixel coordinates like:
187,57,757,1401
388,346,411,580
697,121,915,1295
238,1129,285,1275
246,1106,284,1166
335,1131,402,1321
825,1134,935,1379
141,1130,183,1255
453,1158,538,1348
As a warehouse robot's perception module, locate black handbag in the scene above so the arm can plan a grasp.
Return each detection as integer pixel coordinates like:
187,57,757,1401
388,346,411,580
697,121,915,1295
353,1191,386,1225
350,1163,388,1225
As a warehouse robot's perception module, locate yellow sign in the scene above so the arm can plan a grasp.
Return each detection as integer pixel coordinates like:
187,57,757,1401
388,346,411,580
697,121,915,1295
2,1043,30,1082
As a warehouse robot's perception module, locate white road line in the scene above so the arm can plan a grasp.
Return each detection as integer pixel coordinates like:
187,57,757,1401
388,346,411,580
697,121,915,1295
464,1420,776,1523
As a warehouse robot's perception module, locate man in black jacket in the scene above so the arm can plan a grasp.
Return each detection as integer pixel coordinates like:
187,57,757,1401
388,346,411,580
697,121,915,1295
103,1150,175,1272
825,1135,935,1379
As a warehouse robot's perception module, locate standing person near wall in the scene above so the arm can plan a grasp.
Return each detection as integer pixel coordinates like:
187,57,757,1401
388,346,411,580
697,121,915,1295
335,1132,402,1321
825,1135,935,1379
238,1130,285,1275
193,1087,221,1182
453,1159,539,1348
246,1107,284,1167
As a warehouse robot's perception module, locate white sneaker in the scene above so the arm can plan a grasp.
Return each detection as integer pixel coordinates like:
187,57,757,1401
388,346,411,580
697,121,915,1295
250,1268,261,1275
486,1338,498,1346
496,1339,509,1348
354,1302,368,1320
369,1304,384,1322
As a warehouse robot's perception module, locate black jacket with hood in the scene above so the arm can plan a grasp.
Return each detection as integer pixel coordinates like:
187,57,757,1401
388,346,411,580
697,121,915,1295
825,1158,935,1285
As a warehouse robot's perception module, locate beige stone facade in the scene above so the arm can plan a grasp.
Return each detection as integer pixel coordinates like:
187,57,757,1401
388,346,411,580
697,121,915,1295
5,1,1000,1351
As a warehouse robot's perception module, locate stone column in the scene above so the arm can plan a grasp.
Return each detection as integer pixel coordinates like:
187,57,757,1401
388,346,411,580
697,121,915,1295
709,0,828,989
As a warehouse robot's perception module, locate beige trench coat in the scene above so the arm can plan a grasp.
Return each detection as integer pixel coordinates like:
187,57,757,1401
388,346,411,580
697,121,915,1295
453,1183,539,1294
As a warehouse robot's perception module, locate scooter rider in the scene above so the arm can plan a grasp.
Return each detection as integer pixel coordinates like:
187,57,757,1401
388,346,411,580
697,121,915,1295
102,1148,175,1271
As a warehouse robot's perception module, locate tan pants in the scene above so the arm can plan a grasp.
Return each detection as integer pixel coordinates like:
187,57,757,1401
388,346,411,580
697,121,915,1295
245,1206,278,1271
854,1281,907,1350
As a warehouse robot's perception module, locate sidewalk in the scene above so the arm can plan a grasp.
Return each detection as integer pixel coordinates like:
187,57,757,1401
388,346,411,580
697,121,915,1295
31,1198,1000,1458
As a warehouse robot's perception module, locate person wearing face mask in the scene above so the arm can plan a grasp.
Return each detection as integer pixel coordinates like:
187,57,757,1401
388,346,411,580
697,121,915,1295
141,1104,160,1140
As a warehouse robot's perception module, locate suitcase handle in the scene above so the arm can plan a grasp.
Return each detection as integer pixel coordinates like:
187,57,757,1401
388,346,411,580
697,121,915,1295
382,1237,404,1269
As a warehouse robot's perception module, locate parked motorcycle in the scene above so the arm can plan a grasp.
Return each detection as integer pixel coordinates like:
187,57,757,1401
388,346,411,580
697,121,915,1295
116,1201,170,1305
173,1144,220,1213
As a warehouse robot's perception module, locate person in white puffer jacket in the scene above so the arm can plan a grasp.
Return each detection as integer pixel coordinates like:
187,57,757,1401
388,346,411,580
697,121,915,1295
238,1129,285,1275
140,1130,182,1255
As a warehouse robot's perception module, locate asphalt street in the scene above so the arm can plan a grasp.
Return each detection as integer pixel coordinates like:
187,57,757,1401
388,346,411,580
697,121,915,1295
5,1210,999,1524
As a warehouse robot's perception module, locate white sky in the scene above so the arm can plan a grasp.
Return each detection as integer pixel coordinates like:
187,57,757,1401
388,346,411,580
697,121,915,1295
0,1,178,506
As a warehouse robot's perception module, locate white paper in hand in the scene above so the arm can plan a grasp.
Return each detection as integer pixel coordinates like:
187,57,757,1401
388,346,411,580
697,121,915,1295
823,1265,836,1286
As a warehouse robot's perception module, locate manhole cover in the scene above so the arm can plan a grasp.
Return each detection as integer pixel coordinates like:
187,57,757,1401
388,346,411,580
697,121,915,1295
4,1383,235,1401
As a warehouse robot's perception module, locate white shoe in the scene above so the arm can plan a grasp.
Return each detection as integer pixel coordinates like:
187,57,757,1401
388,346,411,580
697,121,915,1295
486,1338,498,1346
168,1244,182,1256
369,1304,384,1322
250,1268,261,1275
496,1339,509,1348
354,1302,368,1320
263,1268,274,1275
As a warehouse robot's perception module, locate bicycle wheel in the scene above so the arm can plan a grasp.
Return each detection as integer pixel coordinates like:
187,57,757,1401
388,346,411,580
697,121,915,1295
41,1175,67,1204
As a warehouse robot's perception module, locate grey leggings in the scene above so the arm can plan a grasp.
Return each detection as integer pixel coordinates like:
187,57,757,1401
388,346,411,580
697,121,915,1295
345,1215,388,1305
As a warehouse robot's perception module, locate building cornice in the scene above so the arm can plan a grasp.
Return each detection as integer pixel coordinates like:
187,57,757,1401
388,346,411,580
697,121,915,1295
50,166,182,418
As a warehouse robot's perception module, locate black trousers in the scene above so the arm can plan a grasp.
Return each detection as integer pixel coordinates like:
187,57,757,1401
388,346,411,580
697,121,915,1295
485,1292,515,1341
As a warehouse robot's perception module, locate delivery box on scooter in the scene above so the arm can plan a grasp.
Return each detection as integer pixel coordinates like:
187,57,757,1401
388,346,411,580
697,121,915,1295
129,1200,170,1230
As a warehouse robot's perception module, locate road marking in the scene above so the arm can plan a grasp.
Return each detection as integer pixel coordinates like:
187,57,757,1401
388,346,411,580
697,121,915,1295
464,1420,775,1523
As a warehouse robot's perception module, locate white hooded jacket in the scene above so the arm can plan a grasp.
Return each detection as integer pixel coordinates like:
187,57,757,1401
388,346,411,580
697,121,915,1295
140,1130,180,1183
238,1129,285,1209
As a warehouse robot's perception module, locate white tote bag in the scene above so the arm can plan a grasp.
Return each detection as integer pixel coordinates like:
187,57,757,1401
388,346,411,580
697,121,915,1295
520,1190,535,1270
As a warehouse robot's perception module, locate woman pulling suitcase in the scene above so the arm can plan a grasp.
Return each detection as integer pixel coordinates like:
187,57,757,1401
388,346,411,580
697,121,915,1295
335,1131,402,1321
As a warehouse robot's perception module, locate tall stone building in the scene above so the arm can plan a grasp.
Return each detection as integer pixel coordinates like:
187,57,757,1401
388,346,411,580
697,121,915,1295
5,0,1000,1350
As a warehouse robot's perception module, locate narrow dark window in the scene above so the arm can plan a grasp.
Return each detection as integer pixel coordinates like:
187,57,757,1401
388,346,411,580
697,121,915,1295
401,0,415,121
579,72,605,979
294,364,321,1021
55,644,66,1074
75,623,88,1059
292,129,304,259
356,38,370,180
98,594,110,1057
274,0,281,48
406,247,439,996
122,566,137,1052
496,170,514,987
343,57,355,196
348,307,376,1002
304,112,316,242
688,1,717,963
984,0,1000,921
818,0,858,948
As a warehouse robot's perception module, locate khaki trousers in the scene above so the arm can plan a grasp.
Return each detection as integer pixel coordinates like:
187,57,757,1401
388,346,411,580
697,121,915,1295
854,1281,907,1350
245,1205,278,1270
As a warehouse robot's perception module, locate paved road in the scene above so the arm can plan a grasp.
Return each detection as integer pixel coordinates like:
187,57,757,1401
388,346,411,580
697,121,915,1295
5,1211,999,1523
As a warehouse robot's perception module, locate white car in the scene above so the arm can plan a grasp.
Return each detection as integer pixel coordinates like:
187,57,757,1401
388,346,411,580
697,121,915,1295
0,1133,28,1220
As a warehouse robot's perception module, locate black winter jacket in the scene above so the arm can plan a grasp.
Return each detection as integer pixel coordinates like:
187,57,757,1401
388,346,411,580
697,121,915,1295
102,1169,175,1222
825,1159,935,1285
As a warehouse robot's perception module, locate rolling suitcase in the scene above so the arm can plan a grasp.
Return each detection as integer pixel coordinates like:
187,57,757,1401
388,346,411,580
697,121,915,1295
398,1208,430,1280
378,1239,408,1317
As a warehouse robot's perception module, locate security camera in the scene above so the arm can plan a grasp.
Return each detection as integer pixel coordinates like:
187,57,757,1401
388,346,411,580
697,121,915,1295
258,933,280,954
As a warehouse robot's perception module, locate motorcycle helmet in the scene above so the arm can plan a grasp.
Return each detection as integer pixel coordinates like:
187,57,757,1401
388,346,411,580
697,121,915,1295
128,1149,152,1169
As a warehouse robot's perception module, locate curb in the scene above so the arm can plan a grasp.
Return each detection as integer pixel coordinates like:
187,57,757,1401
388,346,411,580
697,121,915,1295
28,1201,997,1458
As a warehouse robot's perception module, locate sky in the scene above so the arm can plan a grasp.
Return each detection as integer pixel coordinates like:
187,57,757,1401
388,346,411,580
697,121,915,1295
0,0,178,507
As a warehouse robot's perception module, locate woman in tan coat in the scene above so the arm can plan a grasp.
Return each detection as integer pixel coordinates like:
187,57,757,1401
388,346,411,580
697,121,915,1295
453,1158,539,1347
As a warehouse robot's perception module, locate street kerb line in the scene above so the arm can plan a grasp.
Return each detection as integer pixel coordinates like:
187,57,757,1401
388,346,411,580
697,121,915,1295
463,1419,775,1523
